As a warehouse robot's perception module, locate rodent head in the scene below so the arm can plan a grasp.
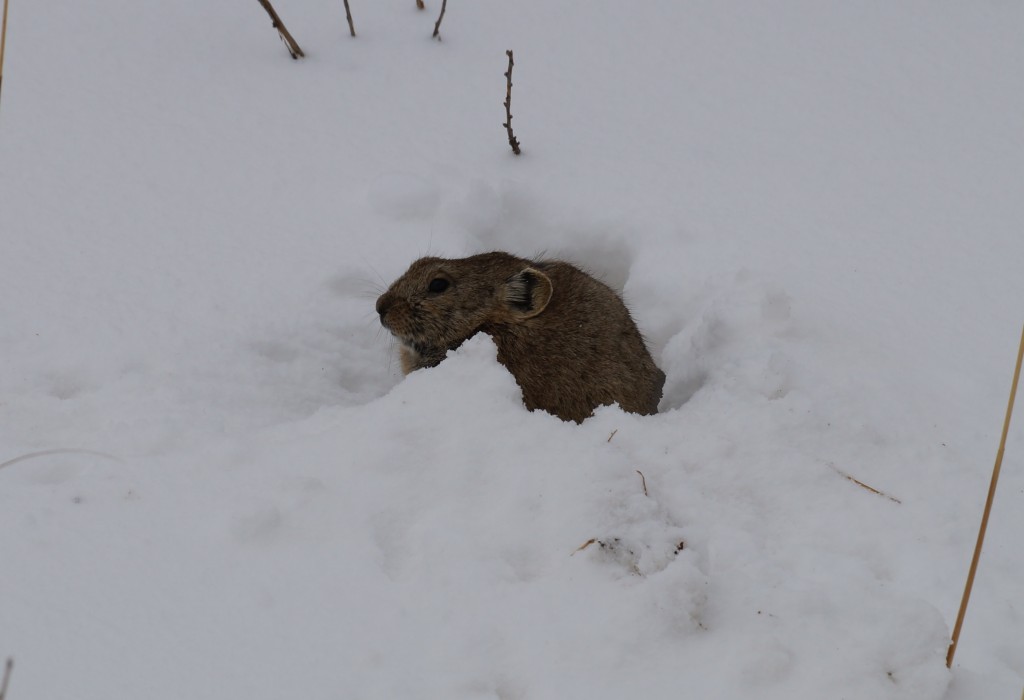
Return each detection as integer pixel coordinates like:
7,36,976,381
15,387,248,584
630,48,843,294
376,252,553,373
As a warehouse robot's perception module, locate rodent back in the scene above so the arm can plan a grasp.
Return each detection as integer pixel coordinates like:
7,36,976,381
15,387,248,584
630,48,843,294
483,261,665,421
376,252,664,421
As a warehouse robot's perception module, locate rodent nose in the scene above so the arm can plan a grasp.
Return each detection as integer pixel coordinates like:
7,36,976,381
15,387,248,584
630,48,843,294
376,295,392,321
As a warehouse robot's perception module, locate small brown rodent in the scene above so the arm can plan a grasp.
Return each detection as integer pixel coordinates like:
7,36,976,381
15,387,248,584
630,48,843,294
376,252,665,423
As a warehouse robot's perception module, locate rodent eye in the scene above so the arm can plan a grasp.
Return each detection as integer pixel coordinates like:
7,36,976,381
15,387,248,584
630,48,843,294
427,278,450,294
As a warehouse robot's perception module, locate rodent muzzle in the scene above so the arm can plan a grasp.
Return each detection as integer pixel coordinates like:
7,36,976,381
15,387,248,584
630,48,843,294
375,294,415,344
375,294,395,328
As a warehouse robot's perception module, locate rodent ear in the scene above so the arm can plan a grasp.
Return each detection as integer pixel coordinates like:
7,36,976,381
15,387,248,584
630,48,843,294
505,267,553,320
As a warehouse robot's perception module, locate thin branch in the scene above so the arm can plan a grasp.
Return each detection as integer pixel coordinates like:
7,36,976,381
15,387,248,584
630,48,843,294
0,658,12,700
256,0,305,59
502,50,522,155
343,0,356,37
432,0,447,39
947,323,1024,668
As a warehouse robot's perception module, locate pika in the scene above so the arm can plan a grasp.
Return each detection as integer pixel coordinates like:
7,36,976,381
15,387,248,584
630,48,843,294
375,252,665,423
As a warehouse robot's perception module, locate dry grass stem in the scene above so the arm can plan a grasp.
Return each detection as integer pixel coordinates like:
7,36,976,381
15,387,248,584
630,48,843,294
636,469,649,497
0,0,9,109
947,324,1024,668
0,448,121,471
502,50,522,154
572,538,597,554
256,0,305,59
831,465,901,504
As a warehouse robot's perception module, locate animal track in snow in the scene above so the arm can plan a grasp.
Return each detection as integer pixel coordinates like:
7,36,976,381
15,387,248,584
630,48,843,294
366,173,441,221
228,476,328,545
231,505,285,544
44,370,97,400
659,272,799,410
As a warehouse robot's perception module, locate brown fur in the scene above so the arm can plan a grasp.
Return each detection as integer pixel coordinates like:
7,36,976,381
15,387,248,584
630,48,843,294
376,252,665,423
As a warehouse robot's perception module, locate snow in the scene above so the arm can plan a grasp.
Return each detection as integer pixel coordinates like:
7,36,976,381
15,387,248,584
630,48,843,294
1,1,1023,698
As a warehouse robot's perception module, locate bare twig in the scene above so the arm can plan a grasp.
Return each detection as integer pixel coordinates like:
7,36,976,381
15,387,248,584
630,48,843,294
431,0,447,39
342,0,356,37
636,470,649,497
830,465,901,504
503,50,522,155
0,0,9,111
0,658,12,700
256,0,305,59
947,324,1024,668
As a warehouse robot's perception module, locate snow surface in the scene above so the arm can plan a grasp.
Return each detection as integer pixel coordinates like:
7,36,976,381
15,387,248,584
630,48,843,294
1,2,1023,698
